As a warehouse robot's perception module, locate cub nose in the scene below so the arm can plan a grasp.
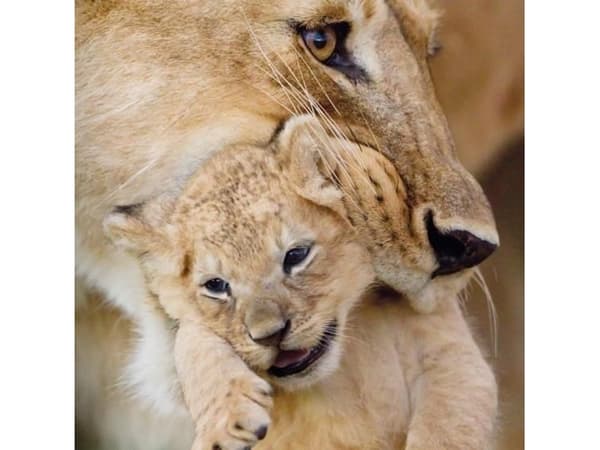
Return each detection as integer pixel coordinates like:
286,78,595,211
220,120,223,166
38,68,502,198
426,213,497,277
249,320,291,348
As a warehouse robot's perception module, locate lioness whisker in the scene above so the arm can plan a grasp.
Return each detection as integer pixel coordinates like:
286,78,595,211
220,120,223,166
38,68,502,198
268,43,366,175
242,13,307,116
243,79,297,116
473,268,498,358
301,120,367,212
246,29,372,197
291,45,344,118
287,78,375,191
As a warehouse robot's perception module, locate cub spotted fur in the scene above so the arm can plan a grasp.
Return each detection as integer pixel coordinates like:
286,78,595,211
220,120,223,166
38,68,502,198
77,1,501,443
105,117,497,450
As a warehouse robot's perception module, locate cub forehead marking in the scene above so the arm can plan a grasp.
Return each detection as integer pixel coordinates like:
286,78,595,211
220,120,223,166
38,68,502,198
249,198,281,221
176,152,291,281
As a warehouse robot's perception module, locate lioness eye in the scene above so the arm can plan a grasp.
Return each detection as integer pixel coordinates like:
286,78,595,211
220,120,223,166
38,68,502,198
203,278,230,295
301,26,337,62
283,246,311,274
298,22,366,82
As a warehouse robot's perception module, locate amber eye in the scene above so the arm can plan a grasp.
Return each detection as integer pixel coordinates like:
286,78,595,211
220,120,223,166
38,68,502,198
301,26,337,62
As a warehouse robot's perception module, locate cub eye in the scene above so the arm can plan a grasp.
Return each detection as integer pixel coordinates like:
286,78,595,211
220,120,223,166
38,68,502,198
203,278,230,295
283,246,311,274
301,26,337,62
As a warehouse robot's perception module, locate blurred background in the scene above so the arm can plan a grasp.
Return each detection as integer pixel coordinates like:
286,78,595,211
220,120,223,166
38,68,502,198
431,0,524,448
76,0,524,447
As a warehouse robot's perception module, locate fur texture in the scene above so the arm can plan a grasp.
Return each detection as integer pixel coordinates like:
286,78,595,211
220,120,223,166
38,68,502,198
103,118,497,449
76,0,497,315
76,0,502,448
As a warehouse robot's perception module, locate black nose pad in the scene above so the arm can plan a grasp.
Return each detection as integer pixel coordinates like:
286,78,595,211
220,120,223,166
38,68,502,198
426,213,497,278
250,320,291,348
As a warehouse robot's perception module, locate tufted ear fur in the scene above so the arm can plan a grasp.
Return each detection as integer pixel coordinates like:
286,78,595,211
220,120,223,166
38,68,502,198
276,115,348,218
103,196,175,254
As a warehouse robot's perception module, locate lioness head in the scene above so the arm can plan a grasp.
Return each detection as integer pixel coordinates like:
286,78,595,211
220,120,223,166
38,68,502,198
78,0,499,312
104,119,375,390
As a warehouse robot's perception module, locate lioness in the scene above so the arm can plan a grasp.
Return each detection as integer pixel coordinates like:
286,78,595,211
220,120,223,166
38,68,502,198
76,0,498,316
76,0,500,447
103,117,497,450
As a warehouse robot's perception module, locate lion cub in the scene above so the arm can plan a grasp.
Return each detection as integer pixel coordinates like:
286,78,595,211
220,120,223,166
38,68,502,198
104,117,374,449
105,117,497,450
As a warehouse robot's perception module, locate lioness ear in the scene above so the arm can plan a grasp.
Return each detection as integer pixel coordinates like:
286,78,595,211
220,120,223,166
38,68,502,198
276,115,346,217
103,201,170,254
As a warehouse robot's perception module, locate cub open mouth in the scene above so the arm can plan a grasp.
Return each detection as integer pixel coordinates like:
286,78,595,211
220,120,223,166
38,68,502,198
268,321,337,378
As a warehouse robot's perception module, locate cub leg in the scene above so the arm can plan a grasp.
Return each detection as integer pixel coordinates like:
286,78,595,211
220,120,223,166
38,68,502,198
404,299,498,450
174,320,273,450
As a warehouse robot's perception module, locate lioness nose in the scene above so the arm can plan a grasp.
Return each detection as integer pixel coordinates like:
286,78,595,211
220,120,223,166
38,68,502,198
426,213,497,277
249,320,291,348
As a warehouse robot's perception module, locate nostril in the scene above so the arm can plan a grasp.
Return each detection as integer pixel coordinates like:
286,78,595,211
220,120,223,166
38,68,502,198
426,212,497,278
251,319,291,348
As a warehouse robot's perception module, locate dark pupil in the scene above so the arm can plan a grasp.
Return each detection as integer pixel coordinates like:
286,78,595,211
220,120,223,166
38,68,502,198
205,278,229,293
284,247,310,273
311,31,328,49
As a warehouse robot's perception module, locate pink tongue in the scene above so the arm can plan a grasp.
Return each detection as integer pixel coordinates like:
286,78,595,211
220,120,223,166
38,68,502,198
273,349,310,368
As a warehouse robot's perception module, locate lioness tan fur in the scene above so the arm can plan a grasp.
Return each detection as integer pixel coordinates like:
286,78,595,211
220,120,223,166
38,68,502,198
76,0,501,448
76,0,497,316
101,117,497,450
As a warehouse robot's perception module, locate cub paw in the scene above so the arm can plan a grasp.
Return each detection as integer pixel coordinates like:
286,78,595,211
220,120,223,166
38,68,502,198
194,375,273,450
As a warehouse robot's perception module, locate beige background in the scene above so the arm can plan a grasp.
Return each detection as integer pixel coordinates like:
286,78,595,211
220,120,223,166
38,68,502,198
431,0,524,448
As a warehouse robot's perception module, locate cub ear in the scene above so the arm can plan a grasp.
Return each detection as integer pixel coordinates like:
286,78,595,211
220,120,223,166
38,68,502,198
103,201,169,254
276,115,346,217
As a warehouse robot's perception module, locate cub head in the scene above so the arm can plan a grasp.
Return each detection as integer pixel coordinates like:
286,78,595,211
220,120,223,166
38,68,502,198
104,119,374,391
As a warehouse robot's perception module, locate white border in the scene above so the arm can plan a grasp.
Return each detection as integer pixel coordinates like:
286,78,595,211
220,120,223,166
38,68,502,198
525,0,600,448
0,2,73,449
2,0,600,448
